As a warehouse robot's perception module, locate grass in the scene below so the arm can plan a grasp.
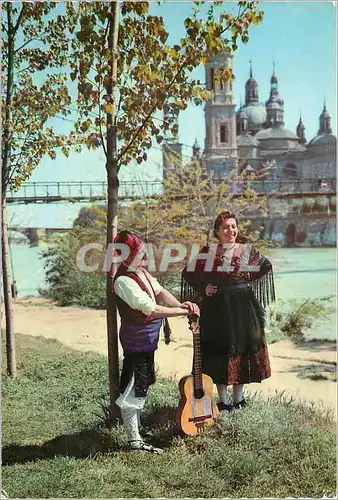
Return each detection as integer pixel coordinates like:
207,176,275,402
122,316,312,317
291,363,337,382
2,333,336,498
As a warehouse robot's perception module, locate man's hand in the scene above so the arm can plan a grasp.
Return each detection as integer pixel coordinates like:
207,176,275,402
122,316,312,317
181,301,200,317
205,283,217,296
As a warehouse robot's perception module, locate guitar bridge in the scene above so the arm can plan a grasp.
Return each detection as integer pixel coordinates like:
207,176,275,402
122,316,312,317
188,414,212,423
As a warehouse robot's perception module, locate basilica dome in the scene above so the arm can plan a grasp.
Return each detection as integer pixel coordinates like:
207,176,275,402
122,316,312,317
255,127,299,140
255,126,300,151
240,103,267,126
308,133,336,148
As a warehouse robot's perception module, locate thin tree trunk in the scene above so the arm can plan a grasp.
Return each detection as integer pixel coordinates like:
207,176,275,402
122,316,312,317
1,201,16,377
106,1,120,415
1,2,16,377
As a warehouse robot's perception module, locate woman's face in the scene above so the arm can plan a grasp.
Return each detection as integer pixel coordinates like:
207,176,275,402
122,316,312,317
217,217,238,244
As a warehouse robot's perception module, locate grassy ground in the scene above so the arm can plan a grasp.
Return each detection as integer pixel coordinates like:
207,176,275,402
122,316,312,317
2,334,336,498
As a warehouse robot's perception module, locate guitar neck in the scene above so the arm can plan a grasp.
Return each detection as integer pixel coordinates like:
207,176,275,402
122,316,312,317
192,324,203,396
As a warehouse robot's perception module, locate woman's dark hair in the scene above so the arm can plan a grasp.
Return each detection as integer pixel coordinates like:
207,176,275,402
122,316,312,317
213,211,250,243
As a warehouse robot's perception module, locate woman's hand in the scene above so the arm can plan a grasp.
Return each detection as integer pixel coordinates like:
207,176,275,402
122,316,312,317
181,301,200,317
205,283,217,296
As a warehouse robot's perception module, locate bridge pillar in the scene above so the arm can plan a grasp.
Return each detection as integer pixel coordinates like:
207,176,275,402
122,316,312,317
27,228,46,247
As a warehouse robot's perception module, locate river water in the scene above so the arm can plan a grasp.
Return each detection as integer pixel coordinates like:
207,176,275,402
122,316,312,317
8,245,337,339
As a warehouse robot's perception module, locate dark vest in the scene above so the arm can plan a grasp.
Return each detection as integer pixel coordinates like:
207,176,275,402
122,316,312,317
114,269,157,324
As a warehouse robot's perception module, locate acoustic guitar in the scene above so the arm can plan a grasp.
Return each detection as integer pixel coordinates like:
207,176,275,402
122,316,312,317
176,314,219,436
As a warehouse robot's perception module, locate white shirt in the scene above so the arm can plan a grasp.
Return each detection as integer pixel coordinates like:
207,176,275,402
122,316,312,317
114,269,163,316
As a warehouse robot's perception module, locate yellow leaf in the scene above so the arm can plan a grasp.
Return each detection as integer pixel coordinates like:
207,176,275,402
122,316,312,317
103,103,113,114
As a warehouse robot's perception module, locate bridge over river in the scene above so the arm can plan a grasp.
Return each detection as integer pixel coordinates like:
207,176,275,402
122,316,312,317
7,178,336,204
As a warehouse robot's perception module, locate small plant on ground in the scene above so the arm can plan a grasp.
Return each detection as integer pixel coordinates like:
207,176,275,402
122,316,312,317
267,296,335,341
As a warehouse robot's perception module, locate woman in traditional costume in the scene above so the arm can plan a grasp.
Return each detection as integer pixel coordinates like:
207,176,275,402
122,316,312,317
181,211,275,414
114,231,199,453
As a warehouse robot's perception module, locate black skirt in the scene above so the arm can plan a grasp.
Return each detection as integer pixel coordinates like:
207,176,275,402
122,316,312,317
199,285,271,385
119,350,156,398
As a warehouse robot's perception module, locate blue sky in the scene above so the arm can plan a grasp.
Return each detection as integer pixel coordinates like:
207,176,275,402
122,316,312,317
8,1,337,228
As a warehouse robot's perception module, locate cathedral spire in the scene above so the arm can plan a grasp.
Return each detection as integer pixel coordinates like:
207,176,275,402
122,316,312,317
265,63,284,127
296,111,306,144
318,100,332,135
271,62,278,88
192,138,201,159
245,60,259,105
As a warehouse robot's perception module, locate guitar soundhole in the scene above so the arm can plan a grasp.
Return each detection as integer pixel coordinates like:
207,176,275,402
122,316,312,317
195,388,204,400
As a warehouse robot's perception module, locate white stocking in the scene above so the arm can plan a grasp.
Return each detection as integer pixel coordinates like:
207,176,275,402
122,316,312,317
115,374,146,443
137,409,142,429
216,384,232,405
233,384,244,404
120,408,141,442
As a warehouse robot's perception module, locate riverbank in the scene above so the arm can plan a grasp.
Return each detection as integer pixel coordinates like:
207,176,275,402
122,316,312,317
9,297,337,416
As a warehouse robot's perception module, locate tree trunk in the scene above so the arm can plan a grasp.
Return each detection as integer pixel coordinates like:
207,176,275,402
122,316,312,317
1,3,16,377
1,201,16,377
106,1,120,416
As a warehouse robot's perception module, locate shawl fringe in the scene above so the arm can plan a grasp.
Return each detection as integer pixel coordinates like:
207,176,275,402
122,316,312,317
163,317,172,345
180,273,203,306
249,268,276,308
180,269,276,310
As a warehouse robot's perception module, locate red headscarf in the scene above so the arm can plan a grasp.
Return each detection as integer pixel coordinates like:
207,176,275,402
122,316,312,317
113,230,143,271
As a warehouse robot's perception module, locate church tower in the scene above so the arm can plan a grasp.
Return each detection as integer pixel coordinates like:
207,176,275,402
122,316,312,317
318,100,332,135
204,52,237,178
245,61,259,104
265,63,284,127
296,112,306,144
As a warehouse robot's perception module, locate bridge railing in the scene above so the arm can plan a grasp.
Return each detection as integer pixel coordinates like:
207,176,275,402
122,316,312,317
7,178,336,201
228,178,336,194
8,180,164,200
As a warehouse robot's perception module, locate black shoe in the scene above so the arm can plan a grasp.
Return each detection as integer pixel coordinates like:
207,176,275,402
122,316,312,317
217,401,233,415
129,440,163,454
139,425,152,438
233,398,247,410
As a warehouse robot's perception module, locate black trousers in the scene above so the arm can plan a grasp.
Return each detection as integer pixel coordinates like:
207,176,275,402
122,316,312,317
119,350,156,398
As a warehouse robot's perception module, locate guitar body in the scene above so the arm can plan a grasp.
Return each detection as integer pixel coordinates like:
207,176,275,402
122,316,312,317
177,373,219,436
176,314,219,436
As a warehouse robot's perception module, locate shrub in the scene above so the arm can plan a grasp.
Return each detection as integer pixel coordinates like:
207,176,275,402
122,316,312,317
40,229,106,308
267,296,335,341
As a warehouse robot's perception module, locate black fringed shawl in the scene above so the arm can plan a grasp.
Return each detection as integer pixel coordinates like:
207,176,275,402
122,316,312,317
180,244,276,310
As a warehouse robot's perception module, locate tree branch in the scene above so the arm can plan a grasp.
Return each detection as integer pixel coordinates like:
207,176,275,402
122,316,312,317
14,63,35,75
116,59,187,166
14,34,46,55
97,20,109,159
13,4,26,34
6,130,31,187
